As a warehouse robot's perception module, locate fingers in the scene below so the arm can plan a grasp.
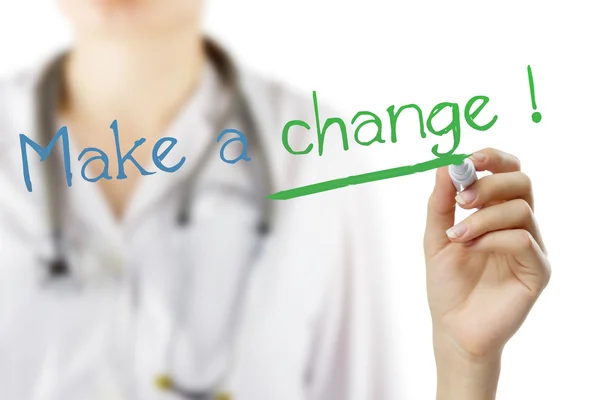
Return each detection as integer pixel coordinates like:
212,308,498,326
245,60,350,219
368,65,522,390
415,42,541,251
455,171,534,211
426,148,541,259
466,229,551,293
445,198,546,254
469,147,521,173
424,167,456,259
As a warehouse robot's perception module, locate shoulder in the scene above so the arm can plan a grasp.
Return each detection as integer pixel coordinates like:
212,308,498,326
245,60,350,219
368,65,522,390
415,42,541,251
0,67,38,107
237,67,322,134
0,67,38,150
0,67,37,94
237,63,383,237
237,66,369,188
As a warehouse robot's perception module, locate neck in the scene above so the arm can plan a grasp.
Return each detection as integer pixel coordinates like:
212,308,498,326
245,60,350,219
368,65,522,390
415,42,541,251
62,28,205,133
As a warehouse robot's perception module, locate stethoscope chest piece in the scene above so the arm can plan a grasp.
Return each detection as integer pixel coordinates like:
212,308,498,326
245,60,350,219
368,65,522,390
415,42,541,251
154,373,233,400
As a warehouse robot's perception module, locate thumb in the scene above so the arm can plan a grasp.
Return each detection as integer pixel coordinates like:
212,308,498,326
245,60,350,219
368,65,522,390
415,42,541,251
424,166,457,259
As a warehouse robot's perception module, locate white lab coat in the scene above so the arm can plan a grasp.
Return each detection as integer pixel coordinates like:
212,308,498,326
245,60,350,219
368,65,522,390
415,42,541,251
0,46,392,400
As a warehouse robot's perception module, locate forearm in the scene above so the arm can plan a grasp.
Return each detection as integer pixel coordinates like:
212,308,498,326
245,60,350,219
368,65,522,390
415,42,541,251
434,337,502,400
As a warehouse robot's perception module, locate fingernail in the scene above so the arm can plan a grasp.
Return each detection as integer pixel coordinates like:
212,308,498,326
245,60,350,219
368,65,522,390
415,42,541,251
469,152,486,162
455,188,476,204
446,223,467,239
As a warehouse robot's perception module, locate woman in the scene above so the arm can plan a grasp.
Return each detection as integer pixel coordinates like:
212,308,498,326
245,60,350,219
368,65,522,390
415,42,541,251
0,0,551,399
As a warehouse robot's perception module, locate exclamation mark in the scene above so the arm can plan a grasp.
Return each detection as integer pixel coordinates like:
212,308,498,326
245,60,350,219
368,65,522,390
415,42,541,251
527,65,542,123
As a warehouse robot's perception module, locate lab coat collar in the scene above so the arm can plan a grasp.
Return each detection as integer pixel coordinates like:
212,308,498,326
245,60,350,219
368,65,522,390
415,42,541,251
28,38,265,241
120,58,228,229
47,43,229,240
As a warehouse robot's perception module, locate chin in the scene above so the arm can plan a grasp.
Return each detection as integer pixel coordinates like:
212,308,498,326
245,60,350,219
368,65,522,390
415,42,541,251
77,7,161,33
63,0,199,35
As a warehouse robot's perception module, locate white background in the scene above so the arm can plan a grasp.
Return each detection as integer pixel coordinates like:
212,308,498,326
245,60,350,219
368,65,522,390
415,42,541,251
1,1,598,399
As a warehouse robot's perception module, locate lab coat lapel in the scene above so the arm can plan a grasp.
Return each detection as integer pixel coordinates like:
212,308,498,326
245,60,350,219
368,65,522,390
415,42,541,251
121,62,227,228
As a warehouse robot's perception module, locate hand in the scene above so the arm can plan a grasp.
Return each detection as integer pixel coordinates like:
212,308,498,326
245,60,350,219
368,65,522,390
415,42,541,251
424,148,551,399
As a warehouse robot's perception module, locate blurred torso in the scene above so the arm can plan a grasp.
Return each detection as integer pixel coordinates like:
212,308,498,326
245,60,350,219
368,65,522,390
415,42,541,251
0,57,370,400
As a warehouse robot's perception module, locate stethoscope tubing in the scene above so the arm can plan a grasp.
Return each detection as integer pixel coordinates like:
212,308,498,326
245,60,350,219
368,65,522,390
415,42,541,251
34,37,275,399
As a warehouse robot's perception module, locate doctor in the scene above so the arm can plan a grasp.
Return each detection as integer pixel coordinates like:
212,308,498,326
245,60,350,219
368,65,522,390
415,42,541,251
0,0,551,399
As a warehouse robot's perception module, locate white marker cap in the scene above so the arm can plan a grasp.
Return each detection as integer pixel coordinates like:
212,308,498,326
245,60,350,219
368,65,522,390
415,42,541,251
448,158,477,192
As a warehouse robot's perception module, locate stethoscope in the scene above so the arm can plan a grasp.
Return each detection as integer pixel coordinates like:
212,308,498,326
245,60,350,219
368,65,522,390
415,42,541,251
35,38,275,400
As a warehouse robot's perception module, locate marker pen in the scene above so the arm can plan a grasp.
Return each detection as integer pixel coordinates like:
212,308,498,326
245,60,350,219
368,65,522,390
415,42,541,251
449,158,477,192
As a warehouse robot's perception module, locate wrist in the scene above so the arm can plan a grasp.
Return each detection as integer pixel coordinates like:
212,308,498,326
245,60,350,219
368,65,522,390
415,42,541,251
434,332,502,400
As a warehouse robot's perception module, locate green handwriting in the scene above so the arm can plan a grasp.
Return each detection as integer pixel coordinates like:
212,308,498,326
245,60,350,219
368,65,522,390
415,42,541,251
282,91,497,158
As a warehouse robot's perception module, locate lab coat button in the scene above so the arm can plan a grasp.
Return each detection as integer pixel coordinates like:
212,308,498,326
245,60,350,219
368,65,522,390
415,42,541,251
105,253,124,277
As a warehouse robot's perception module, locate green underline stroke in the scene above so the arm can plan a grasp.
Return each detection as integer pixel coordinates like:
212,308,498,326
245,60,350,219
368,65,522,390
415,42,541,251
267,153,471,200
